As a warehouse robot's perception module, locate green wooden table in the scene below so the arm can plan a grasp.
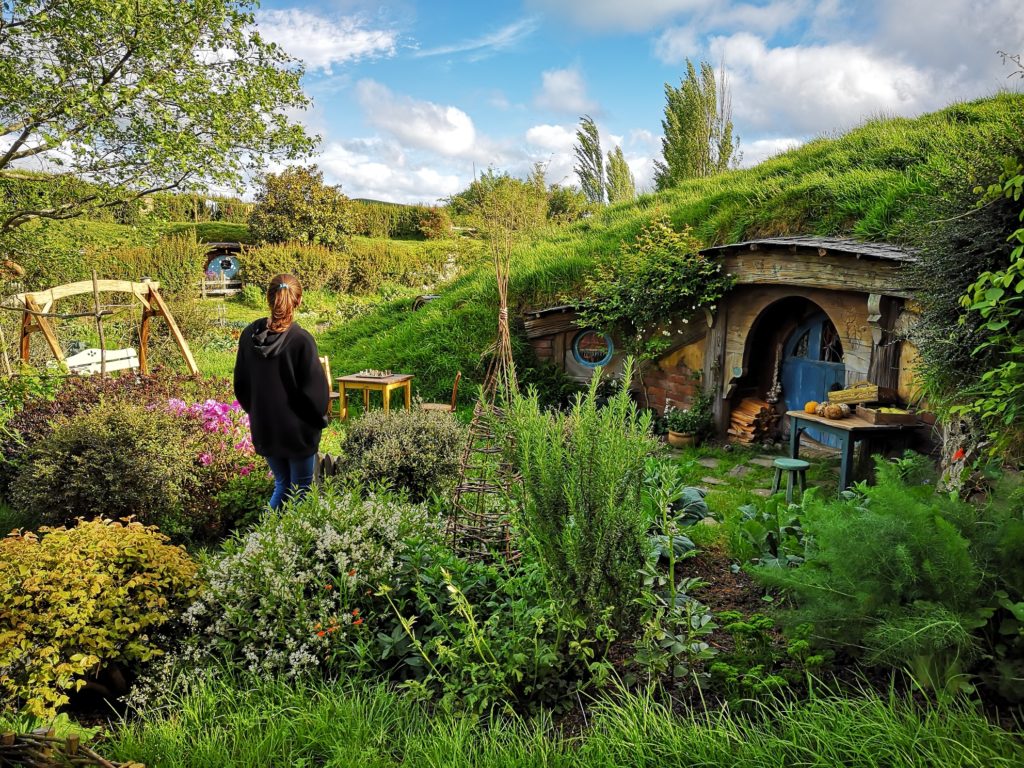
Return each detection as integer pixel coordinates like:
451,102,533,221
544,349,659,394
786,410,923,494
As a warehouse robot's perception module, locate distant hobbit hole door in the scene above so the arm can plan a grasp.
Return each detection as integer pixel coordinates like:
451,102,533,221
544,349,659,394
781,311,845,447
572,329,614,368
205,254,240,280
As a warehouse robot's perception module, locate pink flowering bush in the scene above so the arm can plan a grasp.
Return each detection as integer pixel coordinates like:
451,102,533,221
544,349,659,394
164,398,272,535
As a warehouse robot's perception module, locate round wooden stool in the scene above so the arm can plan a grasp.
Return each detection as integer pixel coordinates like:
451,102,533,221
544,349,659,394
771,458,810,504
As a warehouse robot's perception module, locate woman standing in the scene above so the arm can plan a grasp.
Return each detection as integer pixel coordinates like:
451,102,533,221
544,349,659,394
234,273,329,510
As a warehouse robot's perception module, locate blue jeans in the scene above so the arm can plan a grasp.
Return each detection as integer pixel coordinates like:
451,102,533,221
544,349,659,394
265,455,317,511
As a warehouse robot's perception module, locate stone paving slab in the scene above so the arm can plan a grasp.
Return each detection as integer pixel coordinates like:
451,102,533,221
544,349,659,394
751,488,773,497
749,457,777,468
701,476,729,486
728,464,751,478
697,457,721,469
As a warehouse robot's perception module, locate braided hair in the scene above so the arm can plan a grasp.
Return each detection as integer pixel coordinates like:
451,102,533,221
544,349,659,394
267,273,302,332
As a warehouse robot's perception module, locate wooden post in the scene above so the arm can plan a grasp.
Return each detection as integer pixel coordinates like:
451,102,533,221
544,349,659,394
23,297,64,363
0,318,11,376
703,301,730,436
92,270,107,377
138,305,154,374
147,286,199,375
19,307,31,364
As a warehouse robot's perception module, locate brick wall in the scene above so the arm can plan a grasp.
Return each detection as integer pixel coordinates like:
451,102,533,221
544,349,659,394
531,336,554,364
641,362,697,413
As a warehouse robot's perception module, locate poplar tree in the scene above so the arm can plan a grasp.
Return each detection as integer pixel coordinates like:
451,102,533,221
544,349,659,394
654,60,739,190
573,115,605,204
605,145,636,203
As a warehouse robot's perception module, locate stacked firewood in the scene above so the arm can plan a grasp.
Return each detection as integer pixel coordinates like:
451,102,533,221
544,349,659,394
728,397,779,444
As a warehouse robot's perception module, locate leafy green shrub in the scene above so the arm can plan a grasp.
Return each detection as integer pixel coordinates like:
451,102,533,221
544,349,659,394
506,361,656,628
344,236,458,293
350,200,426,238
0,519,198,717
10,401,203,536
179,483,434,679
248,166,351,248
240,241,349,292
380,553,614,713
339,409,467,502
753,457,987,695
0,370,233,503
95,230,205,297
417,206,452,239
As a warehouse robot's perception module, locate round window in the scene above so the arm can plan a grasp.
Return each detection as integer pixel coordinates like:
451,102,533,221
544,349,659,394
572,330,614,368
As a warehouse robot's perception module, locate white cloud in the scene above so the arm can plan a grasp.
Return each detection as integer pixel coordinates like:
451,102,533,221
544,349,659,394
655,1,806,63
655,27,700,65
525,124,576,152
528,0,713,32
414,17,539,60
256,9,396,74
535,67,598,115
873,0,1024,85
355,80,477,157
738,137,803,166
318,141,463,203
712,33,935,134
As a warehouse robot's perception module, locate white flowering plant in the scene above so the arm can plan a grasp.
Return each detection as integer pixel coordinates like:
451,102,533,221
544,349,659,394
178,481,437,680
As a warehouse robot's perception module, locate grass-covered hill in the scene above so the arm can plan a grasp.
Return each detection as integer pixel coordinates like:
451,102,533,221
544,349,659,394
319,93,1024,399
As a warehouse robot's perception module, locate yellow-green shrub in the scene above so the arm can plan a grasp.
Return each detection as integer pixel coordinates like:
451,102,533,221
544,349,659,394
239,241,349,292
0,519,198,717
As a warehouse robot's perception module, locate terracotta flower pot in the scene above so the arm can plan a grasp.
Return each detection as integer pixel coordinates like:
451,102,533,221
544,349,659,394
667,430,695,448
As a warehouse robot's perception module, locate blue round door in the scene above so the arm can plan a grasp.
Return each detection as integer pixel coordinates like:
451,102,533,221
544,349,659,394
206,254,240,280
781,312,845,447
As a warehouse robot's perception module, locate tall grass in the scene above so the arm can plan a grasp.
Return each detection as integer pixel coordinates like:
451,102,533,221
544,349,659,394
107,677,1024,767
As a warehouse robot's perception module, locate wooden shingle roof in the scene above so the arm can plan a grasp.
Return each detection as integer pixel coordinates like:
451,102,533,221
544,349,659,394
701,236,917,263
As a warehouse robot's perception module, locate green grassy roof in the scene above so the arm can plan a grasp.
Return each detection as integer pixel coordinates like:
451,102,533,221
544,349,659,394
319,94,1024,399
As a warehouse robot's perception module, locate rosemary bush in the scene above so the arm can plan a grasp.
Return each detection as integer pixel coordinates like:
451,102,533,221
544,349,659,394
506,361,655,628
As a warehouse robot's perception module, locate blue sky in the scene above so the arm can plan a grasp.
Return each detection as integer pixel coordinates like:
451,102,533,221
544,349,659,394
254,0,1024,203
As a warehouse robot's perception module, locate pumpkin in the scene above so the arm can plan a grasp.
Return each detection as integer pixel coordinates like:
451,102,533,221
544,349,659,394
824,403,845,420
804,401,819,414
838,403,851,417
815,402,828,416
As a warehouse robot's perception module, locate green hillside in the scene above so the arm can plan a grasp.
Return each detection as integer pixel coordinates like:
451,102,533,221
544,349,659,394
319,94,1024,399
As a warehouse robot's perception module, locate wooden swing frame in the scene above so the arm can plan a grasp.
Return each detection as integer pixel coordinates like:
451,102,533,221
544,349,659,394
2,278,199,375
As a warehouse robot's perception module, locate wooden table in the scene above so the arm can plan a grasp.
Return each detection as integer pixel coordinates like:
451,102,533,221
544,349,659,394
786,410,923,494
337,373,414,419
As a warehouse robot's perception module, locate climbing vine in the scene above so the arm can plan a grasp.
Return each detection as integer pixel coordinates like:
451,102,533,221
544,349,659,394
575,217,733,362
955,160,1024,458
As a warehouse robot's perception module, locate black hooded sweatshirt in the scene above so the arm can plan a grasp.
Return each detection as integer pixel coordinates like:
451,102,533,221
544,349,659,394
233,318,329,459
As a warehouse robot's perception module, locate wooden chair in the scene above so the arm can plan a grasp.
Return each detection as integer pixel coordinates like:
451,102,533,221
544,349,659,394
419,371,461,414
319,355,342,420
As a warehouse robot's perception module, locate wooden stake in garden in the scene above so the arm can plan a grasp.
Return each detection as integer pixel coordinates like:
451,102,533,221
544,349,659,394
447,179,531,562
92,270,108,377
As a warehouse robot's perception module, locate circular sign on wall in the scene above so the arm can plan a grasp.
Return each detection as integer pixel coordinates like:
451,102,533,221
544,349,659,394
572,329,614,368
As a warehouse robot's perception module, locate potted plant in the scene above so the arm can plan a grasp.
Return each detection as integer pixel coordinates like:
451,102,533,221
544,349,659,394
664,391,713,448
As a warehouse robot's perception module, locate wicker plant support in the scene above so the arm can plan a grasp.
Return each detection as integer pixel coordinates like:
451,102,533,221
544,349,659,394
0,728,143,768
446,193,523,562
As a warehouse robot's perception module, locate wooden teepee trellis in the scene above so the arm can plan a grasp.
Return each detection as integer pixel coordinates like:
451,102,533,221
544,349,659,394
447,191,524,563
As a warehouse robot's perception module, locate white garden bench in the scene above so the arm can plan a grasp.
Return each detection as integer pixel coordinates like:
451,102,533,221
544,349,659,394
64,347,140,375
